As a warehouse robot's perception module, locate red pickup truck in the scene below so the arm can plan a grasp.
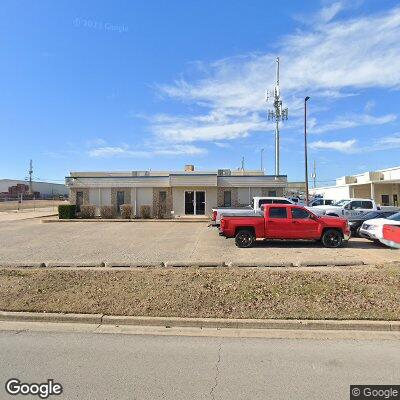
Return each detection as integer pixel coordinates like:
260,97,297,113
220,204,350,248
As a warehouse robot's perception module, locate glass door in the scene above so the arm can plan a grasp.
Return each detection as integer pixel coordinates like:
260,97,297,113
116,191,125,213
195,191,205,215
184,191,194,215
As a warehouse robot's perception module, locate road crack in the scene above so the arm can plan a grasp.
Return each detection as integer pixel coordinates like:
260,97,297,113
210,342,222,400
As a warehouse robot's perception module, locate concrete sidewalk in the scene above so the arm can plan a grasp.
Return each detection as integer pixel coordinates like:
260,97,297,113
0,208,57,222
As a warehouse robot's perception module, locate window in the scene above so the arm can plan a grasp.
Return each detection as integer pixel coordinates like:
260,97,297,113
268,190,277,197
272,199,291,204
291,208,310,219
361,201,373,209
381,195,390,206
325,200,334,205
223,191,231,207
387,212,400,222
259,199,273,207
269,207,287,219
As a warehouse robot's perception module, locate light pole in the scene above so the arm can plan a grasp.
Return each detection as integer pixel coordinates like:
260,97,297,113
304,96,310,206
260,148,264,172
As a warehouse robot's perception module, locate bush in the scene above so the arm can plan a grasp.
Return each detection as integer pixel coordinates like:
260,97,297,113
121,204,133,219
80,205,96,219
140,205,151,219
58,204,76,219
100,205,115,219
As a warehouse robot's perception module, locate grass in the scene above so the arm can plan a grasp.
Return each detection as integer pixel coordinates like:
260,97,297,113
0,264,400,320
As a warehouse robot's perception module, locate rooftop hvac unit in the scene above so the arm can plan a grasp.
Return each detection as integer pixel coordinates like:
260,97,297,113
218,169,231,176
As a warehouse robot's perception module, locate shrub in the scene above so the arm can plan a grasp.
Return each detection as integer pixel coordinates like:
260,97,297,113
80,205,96,219
58,204,76,219
140,205,151,219
100,206,115,219
121,204,133,219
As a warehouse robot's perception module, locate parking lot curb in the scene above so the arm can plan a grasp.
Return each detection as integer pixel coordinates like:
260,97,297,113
0,311,399,332
41,218,210,223
227,262,293,268
164,261,225,268
294,259,365,267
45,262,105,268
104,262,163,268
0,262,46,268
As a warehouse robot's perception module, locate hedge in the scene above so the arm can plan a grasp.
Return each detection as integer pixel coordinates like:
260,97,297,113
58,204,76,219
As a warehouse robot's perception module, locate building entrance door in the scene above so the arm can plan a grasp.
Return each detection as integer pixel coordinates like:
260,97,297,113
184,191,195,215
195,191,206,215
116,191,125,213
184,191,206,215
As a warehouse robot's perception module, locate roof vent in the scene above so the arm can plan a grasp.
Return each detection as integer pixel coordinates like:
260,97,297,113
184,165,195,172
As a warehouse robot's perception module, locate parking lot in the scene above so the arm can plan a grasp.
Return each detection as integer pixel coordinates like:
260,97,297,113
0,218,398,265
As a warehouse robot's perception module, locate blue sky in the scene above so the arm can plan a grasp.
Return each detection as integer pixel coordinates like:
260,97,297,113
1,0,400,185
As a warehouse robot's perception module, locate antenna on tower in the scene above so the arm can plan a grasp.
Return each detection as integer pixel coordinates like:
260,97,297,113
266,57,288,176
311,160,316,188
28,160,33,195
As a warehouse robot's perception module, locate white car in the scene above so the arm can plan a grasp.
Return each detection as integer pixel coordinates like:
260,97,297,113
359,212,400,241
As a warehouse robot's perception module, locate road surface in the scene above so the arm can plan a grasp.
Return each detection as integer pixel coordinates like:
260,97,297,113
0,328,399,399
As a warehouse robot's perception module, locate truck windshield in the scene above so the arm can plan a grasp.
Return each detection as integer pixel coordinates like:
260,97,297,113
332,199,350,207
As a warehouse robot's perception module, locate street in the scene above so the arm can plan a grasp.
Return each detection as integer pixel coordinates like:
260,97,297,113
0,328,399,399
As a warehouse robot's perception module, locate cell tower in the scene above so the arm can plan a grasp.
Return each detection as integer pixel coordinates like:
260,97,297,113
266,57,288,176
28,159,33,195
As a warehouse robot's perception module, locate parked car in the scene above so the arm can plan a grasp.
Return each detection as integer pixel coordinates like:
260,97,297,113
211,197,294,226
310,198,379,219
359,212,400,241
380,225,400,249
220,204,350,248
348,210,398,237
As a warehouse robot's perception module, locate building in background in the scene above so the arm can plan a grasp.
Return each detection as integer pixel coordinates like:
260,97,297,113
0,179,68,200
310,166,400,206
66,165,288,218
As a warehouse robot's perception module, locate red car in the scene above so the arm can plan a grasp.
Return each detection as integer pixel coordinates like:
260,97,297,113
220,204,350,248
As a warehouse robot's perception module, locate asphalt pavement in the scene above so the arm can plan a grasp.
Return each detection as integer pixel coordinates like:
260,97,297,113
0,328,399,399
0,218,399,265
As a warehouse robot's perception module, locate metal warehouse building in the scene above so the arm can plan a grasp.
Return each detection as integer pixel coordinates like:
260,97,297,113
66,165,288,218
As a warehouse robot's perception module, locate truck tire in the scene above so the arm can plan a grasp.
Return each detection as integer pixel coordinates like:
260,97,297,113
235,229,255,248
321,229,343,248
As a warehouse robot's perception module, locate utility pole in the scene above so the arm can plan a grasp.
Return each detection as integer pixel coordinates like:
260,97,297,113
28,160,33,195
241,156,245,172
304,97,310,206
267,57,288,176
260,148,264,172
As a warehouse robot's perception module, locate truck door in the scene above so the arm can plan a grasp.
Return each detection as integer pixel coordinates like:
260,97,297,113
343,200,373,219
265,206,292,238
290,207,320,239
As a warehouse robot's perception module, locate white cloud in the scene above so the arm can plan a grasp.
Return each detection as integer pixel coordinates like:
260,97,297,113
310,139,357,153
310,133,400,153
310,113,396,134
88,143,206,158
146,6,400,144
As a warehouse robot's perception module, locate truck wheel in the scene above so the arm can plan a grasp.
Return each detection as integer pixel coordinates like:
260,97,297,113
321,229,343,248
235,229,255,248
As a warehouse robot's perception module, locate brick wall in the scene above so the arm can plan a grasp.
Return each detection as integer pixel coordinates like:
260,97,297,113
152,188,173,218
217,187,238,207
